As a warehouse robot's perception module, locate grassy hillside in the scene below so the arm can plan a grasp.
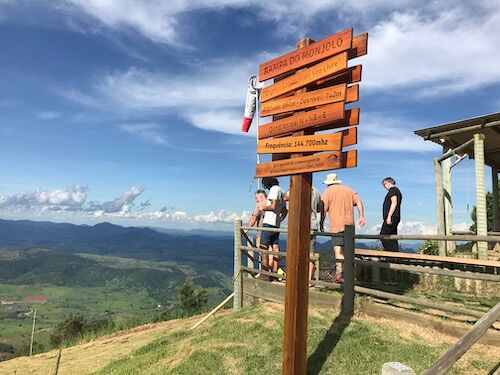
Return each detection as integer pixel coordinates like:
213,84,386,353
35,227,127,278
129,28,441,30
1,303,498,374
0,248,231,355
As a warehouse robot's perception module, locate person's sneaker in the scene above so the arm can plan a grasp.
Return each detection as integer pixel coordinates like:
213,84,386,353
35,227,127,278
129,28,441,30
277,268,286,281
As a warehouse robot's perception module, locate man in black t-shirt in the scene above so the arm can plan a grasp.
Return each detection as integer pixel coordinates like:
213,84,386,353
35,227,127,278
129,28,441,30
380,177,402,251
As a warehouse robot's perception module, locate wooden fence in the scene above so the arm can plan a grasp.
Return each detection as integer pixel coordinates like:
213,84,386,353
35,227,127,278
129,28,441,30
233,220,500,372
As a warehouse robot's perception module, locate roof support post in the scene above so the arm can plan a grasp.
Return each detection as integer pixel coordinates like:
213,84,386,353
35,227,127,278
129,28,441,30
434,158,446,256
493,167,500,232
474,134,488,259
443,148,455,253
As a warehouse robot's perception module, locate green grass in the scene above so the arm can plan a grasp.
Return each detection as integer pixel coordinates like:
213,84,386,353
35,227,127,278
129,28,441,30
0,249,231,356
0,282,158,351
94,304,498,375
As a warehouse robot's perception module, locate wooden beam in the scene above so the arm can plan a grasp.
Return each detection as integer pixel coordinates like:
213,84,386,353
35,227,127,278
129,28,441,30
474,134,488,259
423,302,500,375
233,219,243,310
493,167,500,232
434,158,446,256
442,149,456,253
354,248,500,267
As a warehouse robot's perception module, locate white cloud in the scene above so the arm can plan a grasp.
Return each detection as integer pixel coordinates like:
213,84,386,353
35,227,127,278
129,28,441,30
46,0,500,138
120,123,167,145
0,185,87,209
37,111,60,120
366,220,436,235
64,0,179,44
358,112,441,152
364,2,500,96
68,63,257,136
86,185,144,213
452,222,470,232
194,209,242,224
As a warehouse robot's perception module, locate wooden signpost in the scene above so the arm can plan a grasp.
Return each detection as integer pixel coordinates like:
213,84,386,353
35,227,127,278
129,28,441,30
254,29,367,375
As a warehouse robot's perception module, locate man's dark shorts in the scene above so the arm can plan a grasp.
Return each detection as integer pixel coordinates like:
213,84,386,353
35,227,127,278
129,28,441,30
332,231,344,246
261,224,279,246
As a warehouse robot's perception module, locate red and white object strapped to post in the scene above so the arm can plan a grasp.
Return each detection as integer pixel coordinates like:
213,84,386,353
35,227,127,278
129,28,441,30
241,76,263,133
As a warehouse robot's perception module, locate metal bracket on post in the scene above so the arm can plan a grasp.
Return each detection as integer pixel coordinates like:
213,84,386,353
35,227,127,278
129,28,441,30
233,219,243,310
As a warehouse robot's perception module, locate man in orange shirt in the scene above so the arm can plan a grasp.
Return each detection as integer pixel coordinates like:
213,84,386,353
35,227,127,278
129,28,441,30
320,173,365,283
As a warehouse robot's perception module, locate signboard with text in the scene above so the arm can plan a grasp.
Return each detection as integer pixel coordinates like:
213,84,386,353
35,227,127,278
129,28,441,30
250,28,367,375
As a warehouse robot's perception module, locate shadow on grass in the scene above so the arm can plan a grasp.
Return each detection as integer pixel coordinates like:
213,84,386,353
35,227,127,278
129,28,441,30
488,361,500,375
306,305,353,375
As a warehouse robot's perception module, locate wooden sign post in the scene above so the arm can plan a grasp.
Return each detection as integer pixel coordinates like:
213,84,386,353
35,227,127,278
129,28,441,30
254,28,367,375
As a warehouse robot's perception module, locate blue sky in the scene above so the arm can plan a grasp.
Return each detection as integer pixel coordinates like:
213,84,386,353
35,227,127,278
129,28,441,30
0,0,499,232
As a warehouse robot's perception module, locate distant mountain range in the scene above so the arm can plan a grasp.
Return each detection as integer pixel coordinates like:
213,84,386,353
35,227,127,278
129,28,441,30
0,219,234,273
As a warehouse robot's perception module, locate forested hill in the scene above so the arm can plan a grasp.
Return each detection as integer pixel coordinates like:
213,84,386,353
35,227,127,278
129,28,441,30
0,219,233,273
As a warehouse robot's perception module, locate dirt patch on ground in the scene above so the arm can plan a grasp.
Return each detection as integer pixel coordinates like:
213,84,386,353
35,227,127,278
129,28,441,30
22,295,48,303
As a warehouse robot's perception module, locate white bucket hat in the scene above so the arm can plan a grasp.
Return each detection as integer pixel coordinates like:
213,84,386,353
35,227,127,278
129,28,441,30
323,173,342,185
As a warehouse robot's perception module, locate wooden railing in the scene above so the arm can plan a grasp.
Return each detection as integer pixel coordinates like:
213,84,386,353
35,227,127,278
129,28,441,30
233,219,500,371
423,301,500,375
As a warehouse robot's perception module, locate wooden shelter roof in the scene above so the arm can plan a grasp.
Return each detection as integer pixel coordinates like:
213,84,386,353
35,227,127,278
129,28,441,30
414,112,500,169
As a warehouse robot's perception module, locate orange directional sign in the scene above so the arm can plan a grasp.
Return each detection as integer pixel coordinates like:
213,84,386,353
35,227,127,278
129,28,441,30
316,64,362,88
257,132,342,154
270,127,357,161
315,107,360,132
260,84,346,117
255,151,343,177
259,28,353,81
349,33,368,59
341,149,358,168
260,52,348,102
259,102,344,139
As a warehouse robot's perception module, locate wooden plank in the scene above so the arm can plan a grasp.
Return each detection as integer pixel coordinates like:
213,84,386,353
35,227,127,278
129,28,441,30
349,33,368,59
315,107,360,132
341,150,357,168
259,102,344,139
346,84,359,103
316,64,362,87
342,127,357,147
422,302,500,375
354,249,500,268
233,219,243,310
255,151,343,178
270,127,357,162
257,133,342,155
260,84,346,117
259,28,353,81
261,52,348,102
265,64,362,102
